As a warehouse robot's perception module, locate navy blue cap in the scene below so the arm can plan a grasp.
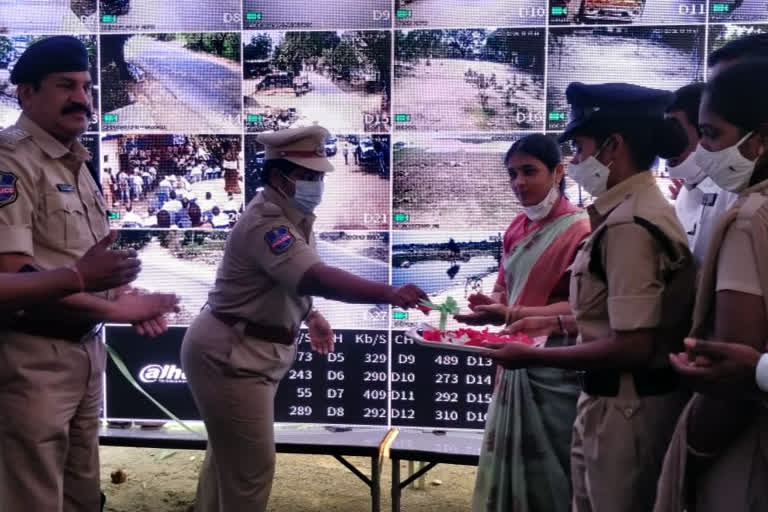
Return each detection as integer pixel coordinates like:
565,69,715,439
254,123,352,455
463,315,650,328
10,36,90,85
559,82,673,142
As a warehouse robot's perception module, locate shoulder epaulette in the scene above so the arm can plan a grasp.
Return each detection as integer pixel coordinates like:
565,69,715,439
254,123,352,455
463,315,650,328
0,127,30,150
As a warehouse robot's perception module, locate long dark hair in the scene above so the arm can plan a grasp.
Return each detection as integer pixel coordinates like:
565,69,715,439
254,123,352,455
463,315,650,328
705,58,768,134
705,58,768,186
574,115,687,171
505,134,566,195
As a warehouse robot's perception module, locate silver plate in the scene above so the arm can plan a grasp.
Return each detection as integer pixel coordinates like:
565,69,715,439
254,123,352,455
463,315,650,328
404,325,493,355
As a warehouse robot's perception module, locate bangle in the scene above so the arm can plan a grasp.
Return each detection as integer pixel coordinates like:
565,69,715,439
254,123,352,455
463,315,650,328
68,266,85,293
557,315,565,334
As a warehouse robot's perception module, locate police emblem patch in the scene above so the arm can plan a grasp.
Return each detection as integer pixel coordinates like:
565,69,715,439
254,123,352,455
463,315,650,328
265,225,295,254
0,171,18,208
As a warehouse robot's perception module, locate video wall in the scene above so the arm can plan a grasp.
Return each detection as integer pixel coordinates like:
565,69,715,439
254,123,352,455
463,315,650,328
1,0,765,429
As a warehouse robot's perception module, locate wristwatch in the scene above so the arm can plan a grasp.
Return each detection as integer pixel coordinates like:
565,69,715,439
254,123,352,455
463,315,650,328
756,354,768,393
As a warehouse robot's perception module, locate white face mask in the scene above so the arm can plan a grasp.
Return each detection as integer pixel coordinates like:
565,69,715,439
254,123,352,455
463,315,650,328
568,142,613,197
281,175,325,212
694,132,759,193
293,179,324,212
522,184,560,221
667,152,706,185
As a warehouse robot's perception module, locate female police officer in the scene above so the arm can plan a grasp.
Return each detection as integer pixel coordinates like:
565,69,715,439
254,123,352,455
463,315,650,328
482,82,696,512
181,125,426,512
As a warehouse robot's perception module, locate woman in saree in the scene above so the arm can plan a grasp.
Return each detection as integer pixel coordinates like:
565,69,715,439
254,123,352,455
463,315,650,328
222,148,242,195
455,133,591,512
654,59,768,512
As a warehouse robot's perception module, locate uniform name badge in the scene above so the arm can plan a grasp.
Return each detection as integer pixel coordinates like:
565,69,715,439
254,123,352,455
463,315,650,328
265,225,295,254
702,193,717,207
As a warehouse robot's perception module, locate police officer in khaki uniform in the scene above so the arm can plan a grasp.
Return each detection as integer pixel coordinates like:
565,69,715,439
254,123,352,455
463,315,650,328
181,125,426,512
0,36,178,511
481,83,697,512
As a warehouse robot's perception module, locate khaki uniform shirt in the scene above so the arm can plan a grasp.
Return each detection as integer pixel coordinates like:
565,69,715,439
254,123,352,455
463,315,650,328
569,172,695,366
0,114,108,269
714,181,768,298
207,186,321,332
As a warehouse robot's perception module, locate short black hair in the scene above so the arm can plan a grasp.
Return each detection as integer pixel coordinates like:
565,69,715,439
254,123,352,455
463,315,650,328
666,83,705,128
16,79,42,107
704,58,768,134
157,209,171,228
574,115,688,170
708,33,768,67
505,134,566,194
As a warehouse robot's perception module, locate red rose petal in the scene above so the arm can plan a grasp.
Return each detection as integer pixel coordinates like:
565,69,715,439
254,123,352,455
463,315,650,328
419,328,532,346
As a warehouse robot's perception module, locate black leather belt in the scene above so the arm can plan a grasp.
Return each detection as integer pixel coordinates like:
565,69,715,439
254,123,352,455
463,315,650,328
206,307,297,346
578,368,680,397
7,317,103,343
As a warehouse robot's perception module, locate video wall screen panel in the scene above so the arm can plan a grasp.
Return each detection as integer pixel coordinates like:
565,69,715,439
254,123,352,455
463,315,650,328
1,0,764,430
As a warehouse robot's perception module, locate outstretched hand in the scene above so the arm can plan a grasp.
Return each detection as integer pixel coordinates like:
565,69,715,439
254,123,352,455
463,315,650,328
669,338,762,396
76,231,141,291
308,312,335,355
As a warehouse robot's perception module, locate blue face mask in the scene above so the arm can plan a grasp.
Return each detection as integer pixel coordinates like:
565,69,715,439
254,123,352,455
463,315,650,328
283,175,324,213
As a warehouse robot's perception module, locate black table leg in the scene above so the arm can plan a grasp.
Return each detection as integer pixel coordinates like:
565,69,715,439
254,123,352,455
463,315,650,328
372,455,381,512
392,457,401,512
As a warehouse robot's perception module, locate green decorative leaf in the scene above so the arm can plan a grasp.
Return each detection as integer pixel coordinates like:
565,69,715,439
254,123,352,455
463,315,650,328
158,450,177,460
106,344,201,436
418,299,440,309
419,296,459,331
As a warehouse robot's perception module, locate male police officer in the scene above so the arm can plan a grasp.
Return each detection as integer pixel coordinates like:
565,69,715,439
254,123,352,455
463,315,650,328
181,125,427,512
0,36,178,511
665,83,737,266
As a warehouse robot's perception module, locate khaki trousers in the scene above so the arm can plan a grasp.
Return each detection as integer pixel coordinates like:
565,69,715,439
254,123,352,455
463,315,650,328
571,374,688,512
181,309,296,512
0,331,105,512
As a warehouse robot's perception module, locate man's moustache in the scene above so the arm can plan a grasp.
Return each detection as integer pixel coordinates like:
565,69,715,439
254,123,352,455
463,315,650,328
62,104,93,117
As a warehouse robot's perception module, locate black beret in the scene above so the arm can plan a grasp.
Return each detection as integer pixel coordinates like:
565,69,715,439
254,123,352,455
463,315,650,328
10,36,90,85
559,82,673,142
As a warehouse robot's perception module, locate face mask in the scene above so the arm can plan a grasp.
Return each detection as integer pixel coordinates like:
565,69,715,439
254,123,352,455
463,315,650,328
568,142,613,197
694,132,759,193
283,175,324,212
667,152,706,185
522,184,560,221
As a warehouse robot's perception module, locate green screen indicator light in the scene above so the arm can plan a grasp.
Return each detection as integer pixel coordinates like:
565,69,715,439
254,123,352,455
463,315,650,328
108,211,120,220
393,311,408,320
396,9,412,18
395,114,411,123
551,6,567,15
712,3,730,11
247,114,264,123
101,14,117,23
393,213,409,222
103,114,118,123
548,112,566,121
246,12,263,21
